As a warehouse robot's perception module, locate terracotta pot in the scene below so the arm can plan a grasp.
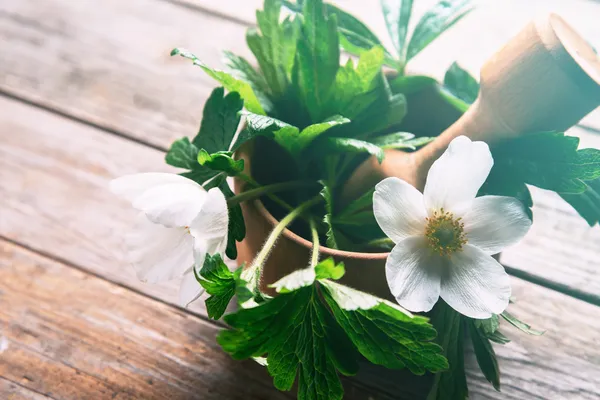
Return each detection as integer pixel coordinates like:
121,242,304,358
233,83,462,298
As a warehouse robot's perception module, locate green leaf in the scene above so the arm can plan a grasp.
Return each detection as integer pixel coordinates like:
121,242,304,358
218,284,358,400
472,315,499,337
443,62,479,104
247,0,299,98
269,267,316,293
322,137,385,163
371,132,434,150
320,181,341,249
486,132,600,194
381,0,413,59
501,311,544,336
561,177,600,226
487,330,511,345
197,149,245,176
347,89,407,138
330,46,386,119
314,258,346,280
292,0,340,122
171,48,266,115
427,301,468,400
231,112,293,150
388,74,438,95
468,320,501,391
406,0,474,61
193,87,244,153
274,115,350,156
196,254,236,319
224,51,269,93
165,137,219,185
216,177,246,260
338,188,375,218
320,279,448,374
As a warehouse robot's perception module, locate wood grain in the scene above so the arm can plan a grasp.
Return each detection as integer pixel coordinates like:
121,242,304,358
0,378,54,400
2,238,600,400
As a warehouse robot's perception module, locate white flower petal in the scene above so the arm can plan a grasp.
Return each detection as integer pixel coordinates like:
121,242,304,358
373,177,428,244
127,214,194,284
386,237,443,313
112,173,207,228
424,136,493,214
463,196,532,254
179,267,205,307
189,188,229,253
440,244,511,319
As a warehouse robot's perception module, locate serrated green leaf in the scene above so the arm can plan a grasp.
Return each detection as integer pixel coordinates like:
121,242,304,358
347,89,407,138
218,284,358,400
274,115,350,156
165,137,219,185
406,0,474,61
427,301,468,400
292,0,340,122
468,320,501,391
216,177,246,260
247,0,298,99
314,258,345,280
196,254,236,319
487,132,600,195
322,137,385,163
381,0,413,59
337,188,375,218
488,330,511,345
224,51,269,93
269,267,316,293
330,46,386,119
473,314,499,336
171,48,266,115
388,74,438,94
193,87,244,153
320,279,448,375
371,132,434,150
197,149,245,176
443,62,479,104
232,112,293,150
320,181,340,249
560,176,600,226
501,311,544,336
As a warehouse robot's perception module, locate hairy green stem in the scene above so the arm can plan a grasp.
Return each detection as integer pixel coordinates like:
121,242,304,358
227,180,315,207
309,218,320,268
365,237,395,248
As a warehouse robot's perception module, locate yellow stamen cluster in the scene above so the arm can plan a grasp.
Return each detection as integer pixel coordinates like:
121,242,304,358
425,208,467,256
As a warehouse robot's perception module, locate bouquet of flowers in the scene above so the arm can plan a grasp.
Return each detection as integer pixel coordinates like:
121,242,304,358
110,0,600,398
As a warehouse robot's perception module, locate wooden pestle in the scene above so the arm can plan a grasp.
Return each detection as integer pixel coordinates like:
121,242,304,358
341,14,600,203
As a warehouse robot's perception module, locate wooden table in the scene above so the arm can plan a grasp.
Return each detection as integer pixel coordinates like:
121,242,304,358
1,0,599,399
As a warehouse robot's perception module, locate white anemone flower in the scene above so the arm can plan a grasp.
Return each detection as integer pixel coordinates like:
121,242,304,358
110,173,228,307
373,136,532,319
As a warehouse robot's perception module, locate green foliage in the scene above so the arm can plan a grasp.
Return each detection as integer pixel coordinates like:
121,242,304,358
217,259,446,400
427,301,468,400
381,0,413,61
389,74,437,94
406,0,474,61
171,48,266,115
468,320,501,391
196,254,236,319
292,0,341,122
320,181,347,249
165,137,219,185
197,149,245,176
443,62,479,104
560,177,600,226
371,132,434,150
321,280,448,374
321,137,385,163
213,176,246,260
194,87,244,153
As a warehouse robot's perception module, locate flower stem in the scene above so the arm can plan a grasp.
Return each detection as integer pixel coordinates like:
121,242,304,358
364,237,395,249
309,218,320,268
236,172,296,212
227,180,315,207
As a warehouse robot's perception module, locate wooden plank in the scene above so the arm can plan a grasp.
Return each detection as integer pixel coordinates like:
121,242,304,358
0,0,253,149
0,378,54,400
3,239,600,400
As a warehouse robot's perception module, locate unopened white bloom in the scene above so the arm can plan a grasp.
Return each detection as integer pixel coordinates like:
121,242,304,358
373,136,531,319
111,173,228,307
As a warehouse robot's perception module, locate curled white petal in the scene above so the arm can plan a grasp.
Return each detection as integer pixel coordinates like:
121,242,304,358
127,214,194,284
463,196,532,254
386,237,443,313
424,136,493,214
189,187,229,254
111,172,207,228
374,178,428,244
179,267,205,307
440,245,511,319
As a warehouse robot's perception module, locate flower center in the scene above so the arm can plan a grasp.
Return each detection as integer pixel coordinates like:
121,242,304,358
425,209,467,256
